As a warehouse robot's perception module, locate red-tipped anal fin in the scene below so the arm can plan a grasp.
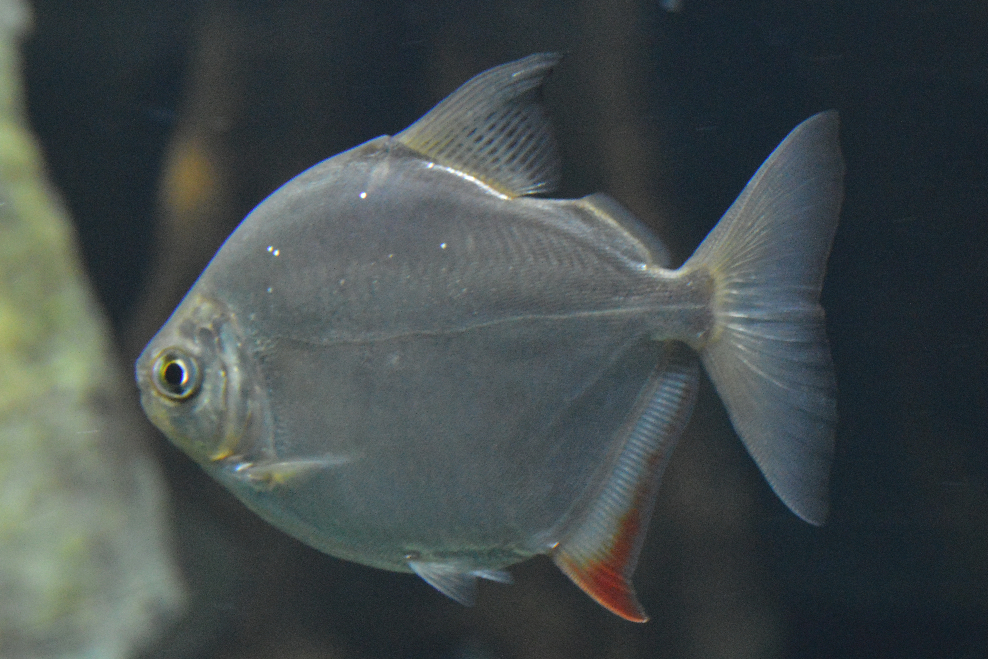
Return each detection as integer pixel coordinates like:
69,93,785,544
553,517,649,622
551,342,699,623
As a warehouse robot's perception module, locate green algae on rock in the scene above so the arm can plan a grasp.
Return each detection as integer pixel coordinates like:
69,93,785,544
0,1,185,657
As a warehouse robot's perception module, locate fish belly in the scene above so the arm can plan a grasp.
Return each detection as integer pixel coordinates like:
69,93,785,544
232,312,664,573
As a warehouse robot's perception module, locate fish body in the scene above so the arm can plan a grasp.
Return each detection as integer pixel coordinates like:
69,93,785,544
136,54,844,621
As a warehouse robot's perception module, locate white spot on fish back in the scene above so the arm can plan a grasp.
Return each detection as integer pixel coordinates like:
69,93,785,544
266,245,280,256
359,191,367,199
440,243,447,249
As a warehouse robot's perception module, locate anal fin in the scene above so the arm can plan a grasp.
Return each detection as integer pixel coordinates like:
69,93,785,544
409,560,512,606
553,342,699,622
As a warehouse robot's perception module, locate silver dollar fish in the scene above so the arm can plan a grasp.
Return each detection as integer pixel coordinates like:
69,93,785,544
136,54,843,621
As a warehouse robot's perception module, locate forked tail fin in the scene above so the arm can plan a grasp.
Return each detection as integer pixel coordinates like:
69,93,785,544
682,112,844,525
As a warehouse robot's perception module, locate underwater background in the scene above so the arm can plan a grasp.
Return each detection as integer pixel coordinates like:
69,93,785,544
3,0,985,657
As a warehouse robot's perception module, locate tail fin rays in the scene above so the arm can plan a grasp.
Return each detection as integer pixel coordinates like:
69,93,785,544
684,112,844,525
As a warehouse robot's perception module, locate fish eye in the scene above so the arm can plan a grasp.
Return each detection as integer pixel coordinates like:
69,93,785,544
152,349,202,401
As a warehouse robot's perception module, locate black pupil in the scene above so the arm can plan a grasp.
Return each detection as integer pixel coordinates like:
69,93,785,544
163,361,187,392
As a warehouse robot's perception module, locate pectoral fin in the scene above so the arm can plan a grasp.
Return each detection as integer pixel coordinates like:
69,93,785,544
553,342,699,622
227,455,350,489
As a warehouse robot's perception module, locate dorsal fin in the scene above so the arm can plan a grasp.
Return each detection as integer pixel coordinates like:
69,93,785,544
571,193,673,268
553,342,699,622
394,53,562,198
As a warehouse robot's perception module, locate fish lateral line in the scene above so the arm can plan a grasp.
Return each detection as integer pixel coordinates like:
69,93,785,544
264,298,702,349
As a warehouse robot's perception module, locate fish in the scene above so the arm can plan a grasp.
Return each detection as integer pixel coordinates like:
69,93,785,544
136,53,844,622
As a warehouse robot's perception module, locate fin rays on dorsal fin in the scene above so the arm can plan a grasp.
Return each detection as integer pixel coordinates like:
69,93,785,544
409,560,512,606
552,343,699,622
394,53,562,197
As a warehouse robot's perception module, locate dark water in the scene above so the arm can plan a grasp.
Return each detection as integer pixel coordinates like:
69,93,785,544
22,1,988,657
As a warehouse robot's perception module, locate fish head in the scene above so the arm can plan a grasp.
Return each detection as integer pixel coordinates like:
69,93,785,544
136,295,267,466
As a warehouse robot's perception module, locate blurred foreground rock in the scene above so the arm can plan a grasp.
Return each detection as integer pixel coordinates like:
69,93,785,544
0,1,185,657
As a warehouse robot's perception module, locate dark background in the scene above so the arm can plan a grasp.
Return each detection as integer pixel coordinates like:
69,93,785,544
22,1,988,657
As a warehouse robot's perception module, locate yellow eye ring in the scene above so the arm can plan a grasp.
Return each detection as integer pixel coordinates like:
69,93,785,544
152,349,202,401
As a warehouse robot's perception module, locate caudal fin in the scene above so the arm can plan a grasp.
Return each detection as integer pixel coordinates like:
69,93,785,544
682,112,844,525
